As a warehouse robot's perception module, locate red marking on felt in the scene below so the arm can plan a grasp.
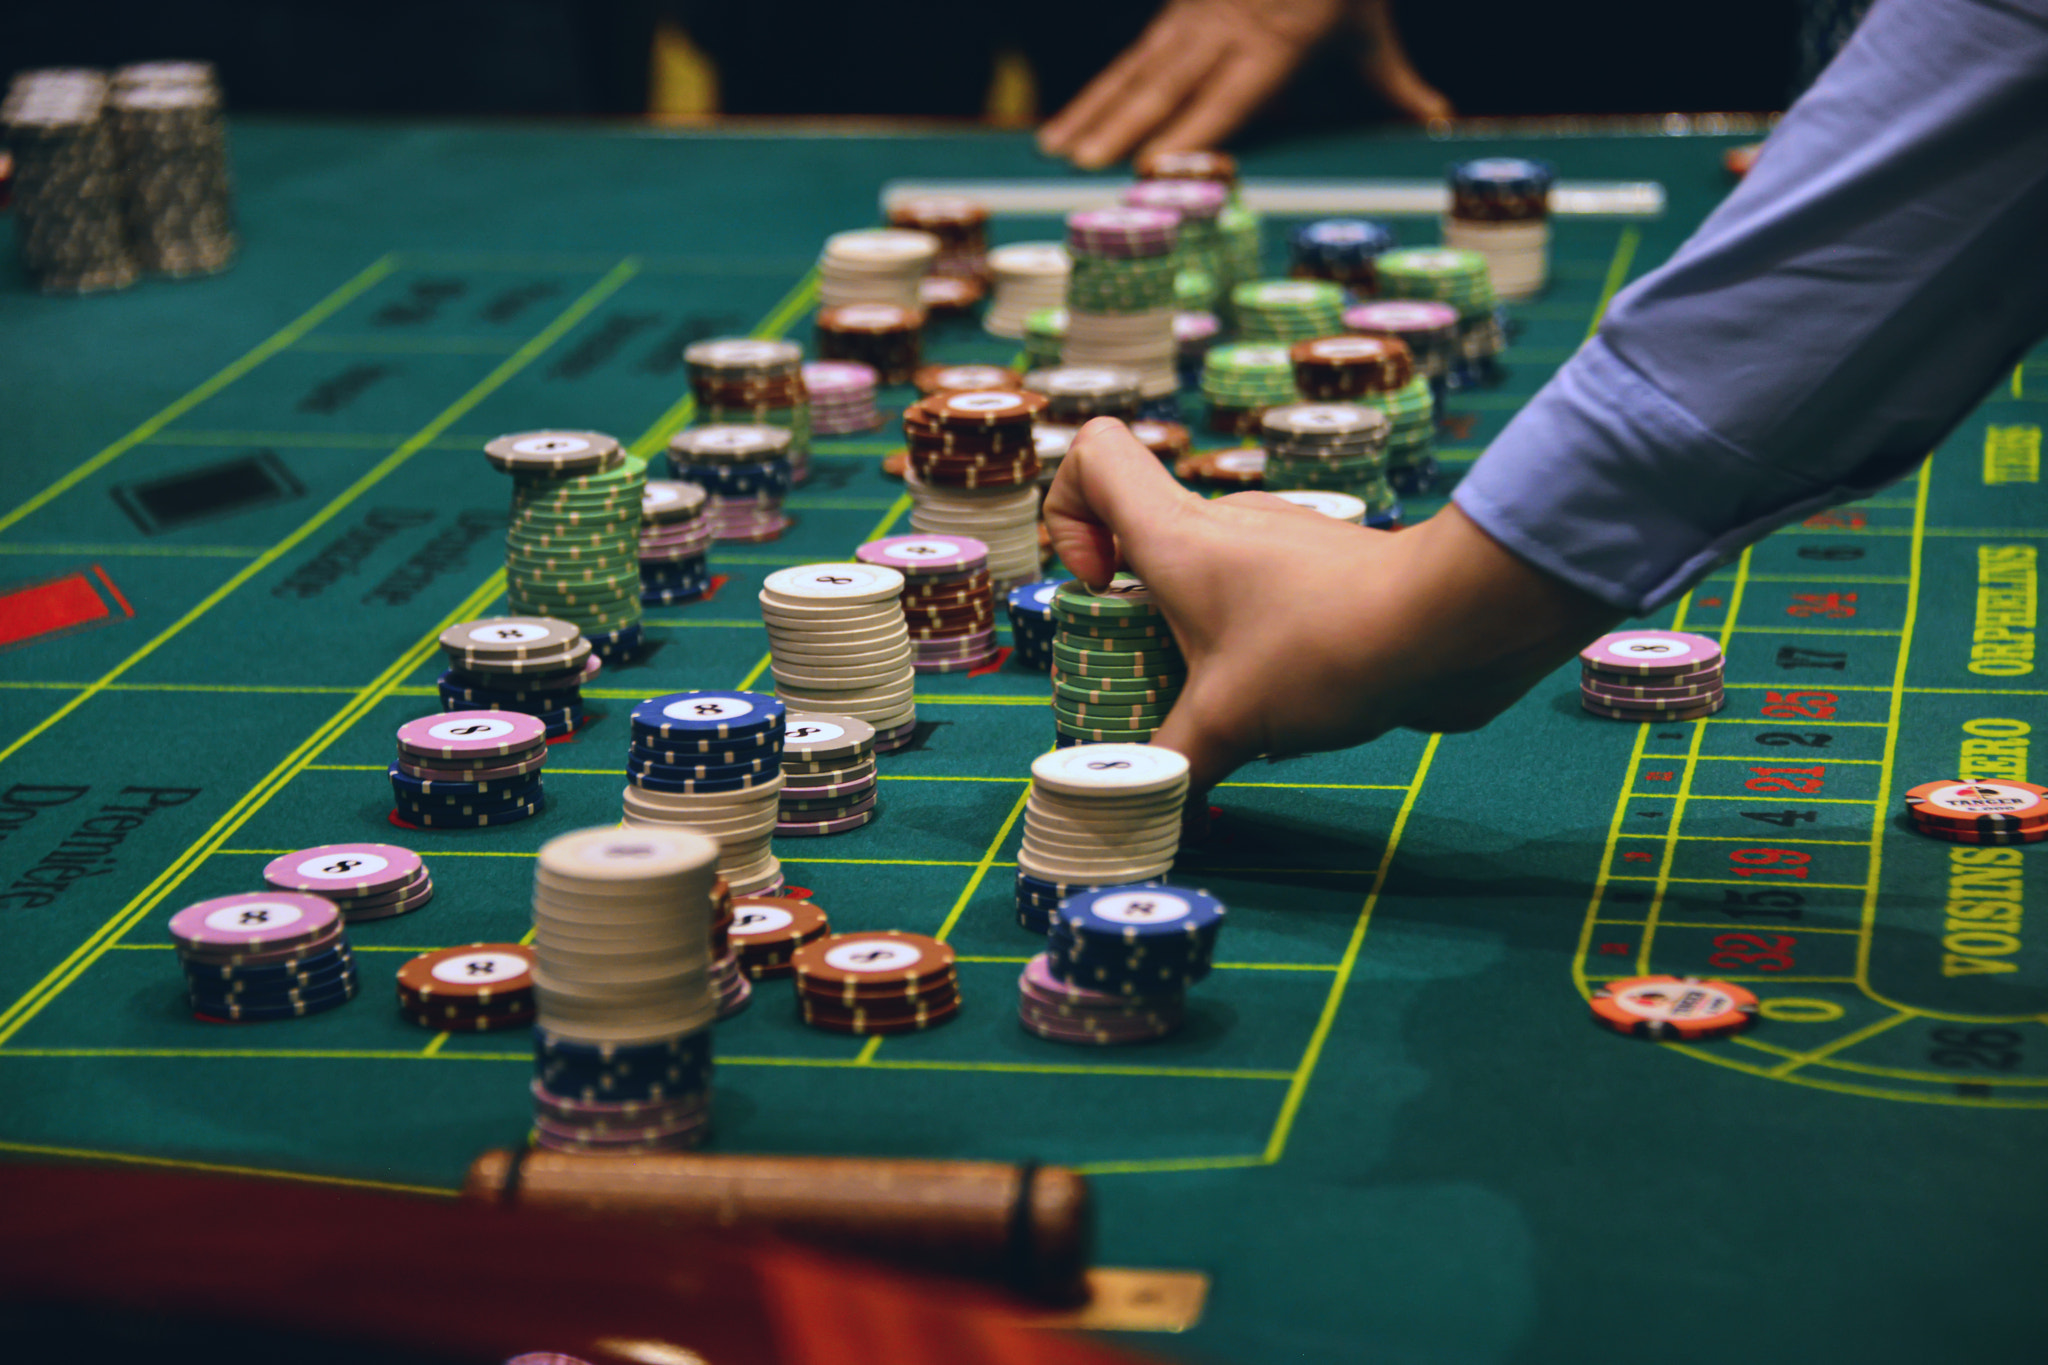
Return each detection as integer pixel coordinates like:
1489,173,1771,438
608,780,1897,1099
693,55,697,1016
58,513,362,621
387,811,424,831
782,885,813,900
1439,413,1478,440
0,570,112,647
89,564,134,619
1598,942,1634,956
968,646,1011,677
696,573,732,603
1699,597,1724,608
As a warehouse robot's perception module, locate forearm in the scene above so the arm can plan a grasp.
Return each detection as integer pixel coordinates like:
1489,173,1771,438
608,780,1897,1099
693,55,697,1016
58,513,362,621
1455,0,2048,612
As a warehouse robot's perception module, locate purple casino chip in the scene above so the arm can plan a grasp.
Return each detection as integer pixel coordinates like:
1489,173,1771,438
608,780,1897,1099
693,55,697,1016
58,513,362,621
1123,178,1227,220
262,843,422,898
856,534,989,576
1343,299,1460,333
396,710,548,760
1067,206,1180,257
169,892,341,954
801,360,877,396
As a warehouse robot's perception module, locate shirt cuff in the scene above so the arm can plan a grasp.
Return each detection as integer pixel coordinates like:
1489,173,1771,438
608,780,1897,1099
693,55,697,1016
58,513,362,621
1451,337,1862,613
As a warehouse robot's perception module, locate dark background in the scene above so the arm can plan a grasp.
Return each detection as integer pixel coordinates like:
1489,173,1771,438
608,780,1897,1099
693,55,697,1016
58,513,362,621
2,0,1798,128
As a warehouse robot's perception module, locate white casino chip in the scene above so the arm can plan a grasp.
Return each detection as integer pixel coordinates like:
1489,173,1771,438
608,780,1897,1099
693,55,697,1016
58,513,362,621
1031,743,1190,797
765,563,905,604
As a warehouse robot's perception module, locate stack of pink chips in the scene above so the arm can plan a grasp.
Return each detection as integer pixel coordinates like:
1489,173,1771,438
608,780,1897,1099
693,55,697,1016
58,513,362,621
1017,952,1183,1045
801,360,883,434
856,533,999,674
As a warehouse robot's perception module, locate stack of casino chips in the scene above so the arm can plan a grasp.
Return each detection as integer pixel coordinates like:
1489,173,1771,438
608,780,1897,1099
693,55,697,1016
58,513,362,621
706,876,751,1018
435,616,591,738
488,430,644,663
1022,306,1068,370
1345,299,1462,391
793,931,960,1036
914,362,1021,399
1005,578,1065,672
1375,248,1503,388
1032,424,1078,487
903,390,1046,590
802,361,884,435
1014,743,1186,933
685,338,811,485
396,942,535,1032
1049,578,1186,747
1176,446,1266,488
1137,147,1238,189
729,895,832,979
1130,419,1193,467
666,423,793,544
1903,780,2048,846
983,241,1070,340
1273,489,1369,525
1023,365,1143,425
1023,884,1225,1044
1175,310,1221,388
858,534,999,674
1217,201,1266,305
817,227,938,310
263,842,434,924
888,194,990,279
108,63,236,278
1232,279,1349,344
1,69,137,294
622,691,787,896
171,891,358,1023
529,826,721,1153
390,710,549,828
1290,335,1438,496
1578,630,1728,722
777,714,879,836
815,303,924,387
1063,207,1181,400
919,272,985,317
1444,157,1554,302
1288,219,1396,293
638,480,714,605
1201,343,1299,436
1589,976,1758,1042
1259,403,1396,520
762,564,918,752
1125,178,1229,310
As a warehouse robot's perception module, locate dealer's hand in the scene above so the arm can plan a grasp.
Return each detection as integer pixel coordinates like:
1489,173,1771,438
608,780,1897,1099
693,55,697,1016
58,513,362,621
1037,0,1452,171
1043,418,1622,792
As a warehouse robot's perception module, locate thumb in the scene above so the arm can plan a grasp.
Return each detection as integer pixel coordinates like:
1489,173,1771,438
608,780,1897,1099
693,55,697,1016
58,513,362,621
1150,668,1264,797
1043,417,1202,589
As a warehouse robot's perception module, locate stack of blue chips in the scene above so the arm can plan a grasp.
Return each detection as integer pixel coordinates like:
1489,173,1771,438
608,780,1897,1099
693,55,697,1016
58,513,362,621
1015,869,1163,935
667,424,795,544
1288,219,1397,293
1136,395,1184,423
622,690,789,897
1005,578,1065,672
532,1028,716,1152
436,615,590,739
1047,884,1226,996
585,622,644,664
170,891,360,1024
639,478,715,606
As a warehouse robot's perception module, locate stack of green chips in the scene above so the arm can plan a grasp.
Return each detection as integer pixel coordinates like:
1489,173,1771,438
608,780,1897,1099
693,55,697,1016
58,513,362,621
1048,577,1185,746
1175,266,1218,310
1201,343,1299,433
1230,279,1349,343
1357,376,1436,485
1067,251,1178,313
1217,201,1264,298
1259,403,1396,515
493,435,647,643
1024,307,1067,370
1375,248,1495,320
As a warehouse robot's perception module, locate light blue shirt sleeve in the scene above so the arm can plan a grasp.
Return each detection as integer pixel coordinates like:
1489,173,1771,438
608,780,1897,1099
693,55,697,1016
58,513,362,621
1452,0,2048,612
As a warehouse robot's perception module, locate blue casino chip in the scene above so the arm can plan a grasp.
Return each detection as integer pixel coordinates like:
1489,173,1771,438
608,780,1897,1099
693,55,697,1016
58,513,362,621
631,690,784,742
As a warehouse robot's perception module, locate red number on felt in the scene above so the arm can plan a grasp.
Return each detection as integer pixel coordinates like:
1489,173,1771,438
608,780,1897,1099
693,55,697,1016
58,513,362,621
1708,932,1797,972
1729,848,1812,879
1745,765,1826,793
1761,690,1838,720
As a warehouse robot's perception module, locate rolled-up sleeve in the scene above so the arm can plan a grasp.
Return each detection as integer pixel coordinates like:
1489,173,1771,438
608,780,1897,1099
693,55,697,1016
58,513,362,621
1453,0,2048,612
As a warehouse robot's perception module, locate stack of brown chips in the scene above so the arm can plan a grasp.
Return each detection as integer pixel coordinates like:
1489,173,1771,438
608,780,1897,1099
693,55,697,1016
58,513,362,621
729,896,831,980
396,943,536,1032
1290,335,1414,401
684,338,812,485
914,362,1022,398
816,303,925,386
793,931,961,1036
889,195,990,279
1135,147,1239,190
1176,447,1268,488
1129,419,1192,464
905,390,1046,490
707,877,750,1019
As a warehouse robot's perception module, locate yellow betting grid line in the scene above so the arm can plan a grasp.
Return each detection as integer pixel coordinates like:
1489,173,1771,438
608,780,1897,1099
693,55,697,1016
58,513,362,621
0,254,396,537
0,543,265,558
0,1139,457,1197
0,572,508,1046
0,260,640,772
1585,226,1640,338
1764,1009,1913,1078
141,430,490,449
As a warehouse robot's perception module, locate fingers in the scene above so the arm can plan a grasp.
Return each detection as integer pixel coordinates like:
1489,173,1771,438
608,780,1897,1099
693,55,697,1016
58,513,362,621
1349,0,1455,122
1037,3,1189,159
1151,682,1263,795
1132,42,1298,165
1043,418,1200,588
1065,38,1230,169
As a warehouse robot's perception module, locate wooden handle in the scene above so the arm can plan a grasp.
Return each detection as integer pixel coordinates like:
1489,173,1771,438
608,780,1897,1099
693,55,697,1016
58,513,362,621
466,1149,1092,1303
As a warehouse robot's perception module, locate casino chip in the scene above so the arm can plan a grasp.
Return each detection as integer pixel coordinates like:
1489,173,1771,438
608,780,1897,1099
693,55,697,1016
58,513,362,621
1272,489,1369,525
1015,744,1190,929
1375,247,1504,390
793,931,961,1035
263,843,433,923
529,826,723,1147
1176,446,1266,488
667,422,795,543
1287,218,1395,292
1202,343,1298,437
775,713,880,836
486,432,646,655
1589,975,1758,1041
636,480,714,606
889,194,990,285
687,339,812,485
1232,279,1348,344
397,943,535,1032
859,535,1000,675
1444,158,1555,302
729,895,831,979
818,227,939,312
1903,780,2048,843
436,616,592,735
1063,207,1180,401
1047,884,1225,997
1005,577,1068,672
169,891,359,1023
1345,299,1461,389
1259,403,1396,517
899,393,1046,591
1023,365,1143,425
624,691,789,895
1048,577,1186,746
391,711,549,829
1578,630,1727,722
817,302,924,388
760,565,919,756
985,242,1070,341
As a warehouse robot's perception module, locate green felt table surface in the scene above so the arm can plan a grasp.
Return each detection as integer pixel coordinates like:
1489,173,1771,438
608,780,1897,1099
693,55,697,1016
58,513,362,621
2,119,2046,1365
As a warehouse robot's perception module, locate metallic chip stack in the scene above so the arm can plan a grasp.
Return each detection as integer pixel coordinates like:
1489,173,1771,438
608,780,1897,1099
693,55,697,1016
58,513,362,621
108,62,234,276
530,827,723,1153
686,338,811,485
487,430,645,662
2,69,137,294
